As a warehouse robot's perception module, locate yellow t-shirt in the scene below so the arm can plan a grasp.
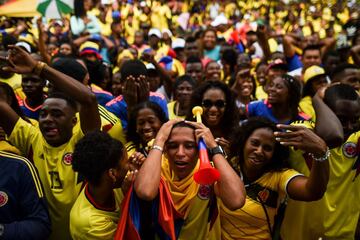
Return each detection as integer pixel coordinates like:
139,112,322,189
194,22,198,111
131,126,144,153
70,185,124,240
9,118,85,240
281,131,360,240
167,101,186,120
299,96,316,122
220,168,301,240
73,105,126,145
255,85,267,100
0,73,22,91
161,157,221,240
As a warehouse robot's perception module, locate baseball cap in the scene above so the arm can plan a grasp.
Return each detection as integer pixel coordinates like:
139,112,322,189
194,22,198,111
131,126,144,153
148,28,161,38
303,65,326,84
211,14,228,27
15,41,31,53
171,38,185,49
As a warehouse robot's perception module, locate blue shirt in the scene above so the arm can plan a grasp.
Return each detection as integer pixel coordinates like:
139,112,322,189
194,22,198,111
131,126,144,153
19,98,42,120
105,92,168,130
0,151,51,239
91,84,114,106
247,99,310,124
286,54,303,72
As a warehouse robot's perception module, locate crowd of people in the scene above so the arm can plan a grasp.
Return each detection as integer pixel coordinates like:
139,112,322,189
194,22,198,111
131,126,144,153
0,0,359,239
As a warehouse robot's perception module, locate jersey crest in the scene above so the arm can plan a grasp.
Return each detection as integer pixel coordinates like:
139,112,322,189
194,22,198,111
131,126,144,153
62,152,73,165
0,191,8,207
197,184,211,200
343,142,357,158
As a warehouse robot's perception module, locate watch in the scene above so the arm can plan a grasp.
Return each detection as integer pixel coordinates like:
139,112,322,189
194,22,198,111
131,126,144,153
209,145,227,158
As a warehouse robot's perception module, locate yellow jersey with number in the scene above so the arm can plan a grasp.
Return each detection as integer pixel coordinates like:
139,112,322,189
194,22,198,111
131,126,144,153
281,131,360,240
9,118,85,240
70,185,124,240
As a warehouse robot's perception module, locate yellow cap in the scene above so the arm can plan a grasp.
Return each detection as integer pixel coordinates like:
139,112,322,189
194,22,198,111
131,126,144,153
303,65,326,84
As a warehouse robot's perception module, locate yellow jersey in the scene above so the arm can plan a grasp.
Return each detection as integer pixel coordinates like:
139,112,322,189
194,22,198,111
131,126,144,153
0,73,22,91
9,118,85,240
73,105,126,144
220,168,301,240
167,101,186,120
281,131,360,240
299,96,316,122
70,185,124,240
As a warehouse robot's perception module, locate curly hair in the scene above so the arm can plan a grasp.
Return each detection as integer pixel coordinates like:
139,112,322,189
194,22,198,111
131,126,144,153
126,101,168,149
72,131,125,186
229,117,290,174
186,81,239,139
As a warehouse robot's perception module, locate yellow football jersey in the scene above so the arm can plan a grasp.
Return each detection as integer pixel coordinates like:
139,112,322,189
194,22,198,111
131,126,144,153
167,101,186,120
220,168,301,240
70,185,124,240
73,105,126,144
0,73,22,91
281,131,360,240
9,118,84,240
299,96,316,122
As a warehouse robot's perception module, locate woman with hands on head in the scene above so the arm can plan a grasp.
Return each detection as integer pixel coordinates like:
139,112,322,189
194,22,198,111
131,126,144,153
221,117,330,240
120,119,245,240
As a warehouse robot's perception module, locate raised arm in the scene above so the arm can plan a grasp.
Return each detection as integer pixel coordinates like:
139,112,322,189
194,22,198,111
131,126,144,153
274,124,329,201
187,121,246,210
36,18,52,64
282,35,296,58
134,120,179,200
142,51,173,97
312,93,344,148
3,45,100,133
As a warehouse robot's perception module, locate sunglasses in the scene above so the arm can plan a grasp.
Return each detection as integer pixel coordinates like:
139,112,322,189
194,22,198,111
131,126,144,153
202,99,226,109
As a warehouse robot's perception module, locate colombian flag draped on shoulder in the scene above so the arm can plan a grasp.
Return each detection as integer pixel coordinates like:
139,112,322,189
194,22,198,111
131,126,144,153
114,178,184,240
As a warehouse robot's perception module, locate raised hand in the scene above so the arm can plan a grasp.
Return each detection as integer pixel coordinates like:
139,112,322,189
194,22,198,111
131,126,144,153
185,121,217,149
155,119,182,146
136,75,150,103
123,75,138,108
1,45,37,74
274,124,327,157
129,152,146,169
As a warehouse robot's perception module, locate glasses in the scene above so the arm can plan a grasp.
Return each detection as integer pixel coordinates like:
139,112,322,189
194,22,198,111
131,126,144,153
202,99,226,109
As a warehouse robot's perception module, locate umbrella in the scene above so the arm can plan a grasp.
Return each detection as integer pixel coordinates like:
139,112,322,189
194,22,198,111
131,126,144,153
37,0,73,19
0,0,39,17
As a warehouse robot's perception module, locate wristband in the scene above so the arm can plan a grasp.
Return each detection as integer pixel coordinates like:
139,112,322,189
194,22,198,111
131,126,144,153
33,61,47,76
151,145,163,153
309,147,330,162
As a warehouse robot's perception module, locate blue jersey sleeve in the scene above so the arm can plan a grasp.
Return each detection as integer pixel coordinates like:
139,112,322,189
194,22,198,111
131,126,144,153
2,160,51,240
247,101,256,117
150,95,169,119
286,54,303,72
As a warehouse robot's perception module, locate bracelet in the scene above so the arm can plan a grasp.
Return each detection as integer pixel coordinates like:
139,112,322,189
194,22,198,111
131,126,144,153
309,147,330,162
151,145,163,153
33,61,47,76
